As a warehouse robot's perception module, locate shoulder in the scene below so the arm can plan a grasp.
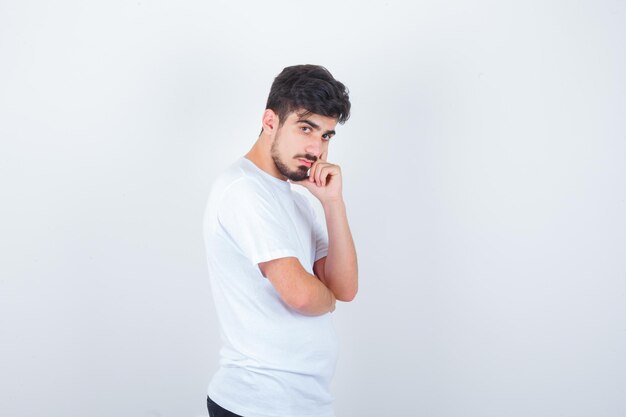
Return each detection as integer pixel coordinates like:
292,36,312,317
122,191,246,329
216,177,273,212
211,160,272,204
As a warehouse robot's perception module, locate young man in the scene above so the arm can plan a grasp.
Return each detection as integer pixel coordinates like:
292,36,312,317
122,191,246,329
203,65,358,417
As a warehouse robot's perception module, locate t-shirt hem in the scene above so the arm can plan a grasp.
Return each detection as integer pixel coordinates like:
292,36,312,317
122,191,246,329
314,250,328,262
207,387,334,417
251,249,301,268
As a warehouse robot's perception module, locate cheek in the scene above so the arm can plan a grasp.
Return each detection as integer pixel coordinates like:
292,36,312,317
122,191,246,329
279,140,297,157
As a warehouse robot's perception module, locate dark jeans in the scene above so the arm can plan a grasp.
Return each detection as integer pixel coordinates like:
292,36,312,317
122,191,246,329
207,396,243,417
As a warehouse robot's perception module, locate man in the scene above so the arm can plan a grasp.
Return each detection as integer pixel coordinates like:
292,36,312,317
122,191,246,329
203,64,358,417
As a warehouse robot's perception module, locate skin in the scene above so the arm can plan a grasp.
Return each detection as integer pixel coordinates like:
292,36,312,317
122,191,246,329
245,108,358,316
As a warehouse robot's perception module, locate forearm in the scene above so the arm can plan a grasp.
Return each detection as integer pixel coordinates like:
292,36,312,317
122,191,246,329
260,256,336,316
322,198,358,301
293,271,336,316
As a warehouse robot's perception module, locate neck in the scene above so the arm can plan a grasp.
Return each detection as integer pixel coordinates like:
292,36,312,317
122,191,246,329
244,135,287,181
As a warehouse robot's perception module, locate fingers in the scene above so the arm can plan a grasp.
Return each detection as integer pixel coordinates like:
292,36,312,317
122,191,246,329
308,161,324,185
308,162,338,187
319,165,332,187
316,165,325,187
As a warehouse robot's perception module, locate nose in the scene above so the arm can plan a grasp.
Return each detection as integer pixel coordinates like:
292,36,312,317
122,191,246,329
304,137,323,158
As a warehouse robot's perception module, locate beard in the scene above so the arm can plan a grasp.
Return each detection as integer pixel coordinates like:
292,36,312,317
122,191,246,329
270,131,316,181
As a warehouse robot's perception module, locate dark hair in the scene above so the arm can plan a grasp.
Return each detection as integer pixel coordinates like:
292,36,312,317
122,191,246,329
265,64,351,128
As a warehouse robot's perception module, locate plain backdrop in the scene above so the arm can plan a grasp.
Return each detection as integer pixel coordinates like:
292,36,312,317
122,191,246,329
1,1,625,416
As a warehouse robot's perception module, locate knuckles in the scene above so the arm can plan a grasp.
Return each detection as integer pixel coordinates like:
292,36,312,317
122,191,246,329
313,161,341,171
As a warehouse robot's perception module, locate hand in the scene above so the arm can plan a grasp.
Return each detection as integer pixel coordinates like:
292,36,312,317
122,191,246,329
329,293,336,313
290,150,343,203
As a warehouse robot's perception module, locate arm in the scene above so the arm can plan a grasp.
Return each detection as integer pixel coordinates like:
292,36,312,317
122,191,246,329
259,257,336,316
217,179,335,315
314,199,358,302
291,149,358,303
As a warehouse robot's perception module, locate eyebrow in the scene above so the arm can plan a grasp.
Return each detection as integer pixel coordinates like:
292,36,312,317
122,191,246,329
296,119,336,136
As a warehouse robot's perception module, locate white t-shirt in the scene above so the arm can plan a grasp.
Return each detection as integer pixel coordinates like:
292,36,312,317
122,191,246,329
203,157,338,417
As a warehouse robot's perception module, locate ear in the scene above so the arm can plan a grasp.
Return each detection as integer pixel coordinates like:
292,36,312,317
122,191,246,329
261,109,278,135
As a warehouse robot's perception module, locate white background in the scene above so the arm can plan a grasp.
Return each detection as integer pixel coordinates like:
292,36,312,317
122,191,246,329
1,1,625,416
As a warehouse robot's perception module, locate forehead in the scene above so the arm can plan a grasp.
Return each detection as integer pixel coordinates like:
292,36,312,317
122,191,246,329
285,110,338,129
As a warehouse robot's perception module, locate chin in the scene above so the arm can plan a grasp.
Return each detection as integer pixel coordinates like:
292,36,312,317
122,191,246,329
288,172,308,182
288,166,309,182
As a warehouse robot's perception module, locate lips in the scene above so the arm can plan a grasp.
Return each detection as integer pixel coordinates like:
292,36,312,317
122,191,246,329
298,158,313,167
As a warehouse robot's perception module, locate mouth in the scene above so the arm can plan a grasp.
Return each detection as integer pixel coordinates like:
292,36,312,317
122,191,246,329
297,158,313,167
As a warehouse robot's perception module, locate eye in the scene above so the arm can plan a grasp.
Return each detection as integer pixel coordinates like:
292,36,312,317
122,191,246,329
301,126,311,133
322,134,333,141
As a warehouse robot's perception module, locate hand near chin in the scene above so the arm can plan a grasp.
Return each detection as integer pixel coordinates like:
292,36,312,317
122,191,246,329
290,152,343,204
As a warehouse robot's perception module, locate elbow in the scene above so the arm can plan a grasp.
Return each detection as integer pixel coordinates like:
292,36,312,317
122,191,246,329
289,292,311,311
336,278,358,302
337,288,357,302
288,292,328,317
288,289,321,313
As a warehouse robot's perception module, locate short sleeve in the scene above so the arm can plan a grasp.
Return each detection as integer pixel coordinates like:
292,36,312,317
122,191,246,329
313,218,329,262
297,193,329,263
216,178,299,266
